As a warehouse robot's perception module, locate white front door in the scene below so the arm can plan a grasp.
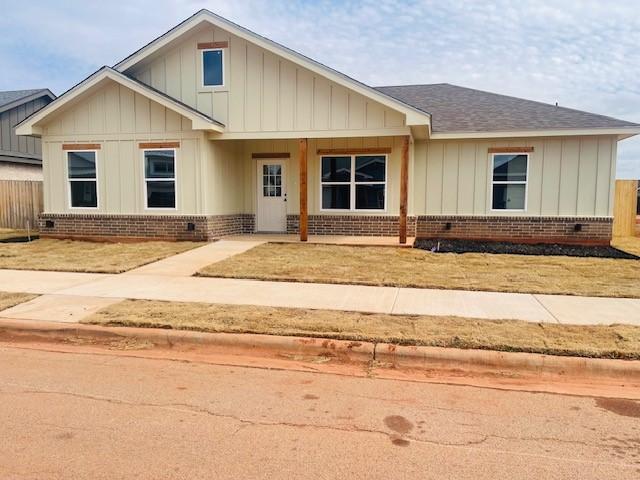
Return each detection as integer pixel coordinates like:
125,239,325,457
256,159,287,232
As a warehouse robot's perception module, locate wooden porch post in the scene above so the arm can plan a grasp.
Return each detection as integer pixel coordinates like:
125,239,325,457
299,138,308,242
399,135,409,244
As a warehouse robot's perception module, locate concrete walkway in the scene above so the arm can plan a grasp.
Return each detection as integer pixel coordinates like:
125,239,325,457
1,266,639,325
126,239,265,277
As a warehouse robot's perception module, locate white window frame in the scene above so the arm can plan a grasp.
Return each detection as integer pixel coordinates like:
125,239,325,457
201,48,225,88
319,154,388,212
142,148,178,211
489,152,529,212
67,149,99,210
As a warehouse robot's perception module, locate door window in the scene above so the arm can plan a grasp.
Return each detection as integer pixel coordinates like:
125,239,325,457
262,164,282,197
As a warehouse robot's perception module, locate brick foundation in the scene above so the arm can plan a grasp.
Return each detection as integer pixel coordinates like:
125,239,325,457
38,213,255,241
38,213,613,245
416,216,612,245
286,215,417,237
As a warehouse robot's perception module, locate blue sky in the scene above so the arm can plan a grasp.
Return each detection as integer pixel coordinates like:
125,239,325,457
1,0,639,177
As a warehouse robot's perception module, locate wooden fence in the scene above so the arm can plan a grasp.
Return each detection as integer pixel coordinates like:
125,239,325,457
0,180,43,230
612,179,639,237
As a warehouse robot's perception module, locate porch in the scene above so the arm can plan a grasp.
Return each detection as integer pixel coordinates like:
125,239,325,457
224,233,416,247
210,135,412,245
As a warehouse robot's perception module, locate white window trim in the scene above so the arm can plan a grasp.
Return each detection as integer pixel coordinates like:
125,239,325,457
489,152,529,213
201,48,225,88
319,154,388,212
142,148,178,211
67,150,99,210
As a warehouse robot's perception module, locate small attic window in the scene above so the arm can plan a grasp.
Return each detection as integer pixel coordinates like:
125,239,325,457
202,49,224,87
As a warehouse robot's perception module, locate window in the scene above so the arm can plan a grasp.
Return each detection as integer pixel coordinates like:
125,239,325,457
68,151,97,208
202,49,224,87
144,149,176,209
321,155,386,210
491,153,528,210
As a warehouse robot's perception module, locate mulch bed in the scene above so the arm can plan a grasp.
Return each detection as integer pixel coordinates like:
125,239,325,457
414,239,638,259
0,235,39,243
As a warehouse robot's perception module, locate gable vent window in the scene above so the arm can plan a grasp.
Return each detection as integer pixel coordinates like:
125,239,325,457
68,151,98,208
144,149,176,209
202,49,224,87
491,153,528,211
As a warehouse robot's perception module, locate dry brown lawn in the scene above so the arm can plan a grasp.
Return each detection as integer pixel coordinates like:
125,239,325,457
84,299,640,359
612,236,640,257
197,243,640,298
0,238,204,273
0,291,38,311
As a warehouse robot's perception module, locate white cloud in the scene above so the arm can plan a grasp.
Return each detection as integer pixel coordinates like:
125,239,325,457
0,0,638,176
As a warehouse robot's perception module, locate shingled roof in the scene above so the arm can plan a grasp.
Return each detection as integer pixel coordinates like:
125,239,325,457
375,83,639,134
0,89,54,112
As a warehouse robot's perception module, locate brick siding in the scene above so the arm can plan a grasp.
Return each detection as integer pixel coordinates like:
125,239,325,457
416,216,612,245
38,212,612,245
286,215,417,237
38,213,255,241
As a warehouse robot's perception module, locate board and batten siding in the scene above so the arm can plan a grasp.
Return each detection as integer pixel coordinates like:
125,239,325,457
206,139,245,215
126,25,406,134
0,96,50,161
40,81,208,215
413,136,617,217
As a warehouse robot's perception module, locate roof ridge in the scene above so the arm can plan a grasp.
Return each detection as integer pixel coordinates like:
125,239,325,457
375,83,450,88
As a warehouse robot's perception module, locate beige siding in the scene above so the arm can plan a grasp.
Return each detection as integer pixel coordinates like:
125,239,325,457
126,25,406,135
206,140,244,215
39,81,206,215
35,76,618,221
413,136,617,217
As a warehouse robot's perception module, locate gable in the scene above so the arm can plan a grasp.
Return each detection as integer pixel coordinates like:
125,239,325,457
15,68,224,138
40,81,194,137
118,11,429,137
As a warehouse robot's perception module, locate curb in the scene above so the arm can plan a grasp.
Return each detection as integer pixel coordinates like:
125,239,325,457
0,318,374,363
374,343,640,380
1,318,640,379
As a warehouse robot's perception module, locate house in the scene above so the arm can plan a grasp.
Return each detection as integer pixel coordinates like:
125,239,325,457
1,89,55,180
15,9,640,245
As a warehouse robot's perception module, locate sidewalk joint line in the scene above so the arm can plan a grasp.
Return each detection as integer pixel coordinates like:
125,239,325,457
389,288,401,314
532,295,561,324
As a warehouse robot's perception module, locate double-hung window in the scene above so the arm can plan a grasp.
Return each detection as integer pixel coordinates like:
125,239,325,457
202,49,224,87
68,151,98,208
491,153,528,210
144,149,176,209
321,155,386,211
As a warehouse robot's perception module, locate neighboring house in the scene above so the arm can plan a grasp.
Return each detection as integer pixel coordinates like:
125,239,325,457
16,9,640,244
1,89,55,180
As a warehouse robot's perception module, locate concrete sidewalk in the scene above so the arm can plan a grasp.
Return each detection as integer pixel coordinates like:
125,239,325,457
125,239,265,277
1,267,639,325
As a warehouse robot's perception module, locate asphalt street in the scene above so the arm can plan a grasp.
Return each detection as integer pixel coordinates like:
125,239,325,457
0,345,639,479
